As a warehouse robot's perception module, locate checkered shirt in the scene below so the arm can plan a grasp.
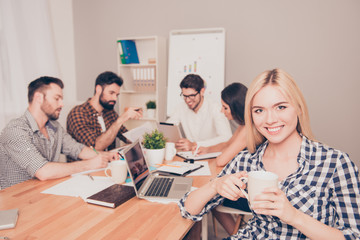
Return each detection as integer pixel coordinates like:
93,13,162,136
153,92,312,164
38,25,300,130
178,136,360,239
0,110,84,189
66,99,129,150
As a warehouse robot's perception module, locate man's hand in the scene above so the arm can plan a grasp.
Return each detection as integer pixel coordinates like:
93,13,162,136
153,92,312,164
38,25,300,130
89,151,118,169
175,138,196,151
120,107,143,122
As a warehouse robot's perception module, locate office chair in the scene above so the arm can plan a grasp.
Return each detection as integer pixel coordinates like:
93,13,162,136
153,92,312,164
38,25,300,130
212,205,252,236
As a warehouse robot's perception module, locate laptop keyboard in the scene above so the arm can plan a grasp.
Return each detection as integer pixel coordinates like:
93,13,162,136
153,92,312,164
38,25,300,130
145,177,174,197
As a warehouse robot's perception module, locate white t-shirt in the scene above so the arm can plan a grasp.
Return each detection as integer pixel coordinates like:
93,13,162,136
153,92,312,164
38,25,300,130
167,97,232,147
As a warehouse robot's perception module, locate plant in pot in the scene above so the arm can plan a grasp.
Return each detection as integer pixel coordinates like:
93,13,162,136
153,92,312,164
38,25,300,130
145,100,156,118
142,129,166,167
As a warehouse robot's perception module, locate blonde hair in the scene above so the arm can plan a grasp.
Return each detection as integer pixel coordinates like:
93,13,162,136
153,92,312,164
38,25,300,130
245,69,314,153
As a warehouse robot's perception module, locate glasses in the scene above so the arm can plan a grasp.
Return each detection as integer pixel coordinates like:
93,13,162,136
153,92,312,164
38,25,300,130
180,91,200,100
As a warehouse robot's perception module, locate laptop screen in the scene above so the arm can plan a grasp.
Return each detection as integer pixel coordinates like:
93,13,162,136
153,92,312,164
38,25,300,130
124,141,149,191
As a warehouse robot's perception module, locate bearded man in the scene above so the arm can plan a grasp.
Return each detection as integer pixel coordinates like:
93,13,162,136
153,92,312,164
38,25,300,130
0,76,118,189
67,71,142,152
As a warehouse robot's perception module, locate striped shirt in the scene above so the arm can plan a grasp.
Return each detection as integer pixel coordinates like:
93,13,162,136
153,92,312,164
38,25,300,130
66,100,129,150
0,110,84,189
178,136,360,239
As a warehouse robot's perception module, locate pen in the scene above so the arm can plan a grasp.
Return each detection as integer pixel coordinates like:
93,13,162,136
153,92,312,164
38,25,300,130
90,146,98,154
156,163,181,168
193,143,200,156
87,174,94,181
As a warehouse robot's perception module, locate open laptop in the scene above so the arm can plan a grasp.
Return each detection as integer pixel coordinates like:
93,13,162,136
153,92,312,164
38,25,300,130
123,139,193,200
157,122,185,142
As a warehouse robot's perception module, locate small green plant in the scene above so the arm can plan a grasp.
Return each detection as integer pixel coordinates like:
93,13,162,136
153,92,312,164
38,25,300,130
143,129,166,149
146,100,156,109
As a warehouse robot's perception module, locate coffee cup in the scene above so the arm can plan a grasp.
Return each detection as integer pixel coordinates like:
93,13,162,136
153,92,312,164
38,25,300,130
165,142,177,161
105,160,128,184
238,171,278,206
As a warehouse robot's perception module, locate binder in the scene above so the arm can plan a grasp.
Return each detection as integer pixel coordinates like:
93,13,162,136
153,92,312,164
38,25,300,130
120,40,139,64
117,40,126,64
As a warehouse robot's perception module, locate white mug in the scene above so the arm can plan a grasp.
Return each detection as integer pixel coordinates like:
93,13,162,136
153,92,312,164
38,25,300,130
239,171,279,206
165,142,177,161
105,160,128,184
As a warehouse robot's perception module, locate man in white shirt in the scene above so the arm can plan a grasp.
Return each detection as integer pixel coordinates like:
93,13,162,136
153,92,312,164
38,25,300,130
167,74,232,151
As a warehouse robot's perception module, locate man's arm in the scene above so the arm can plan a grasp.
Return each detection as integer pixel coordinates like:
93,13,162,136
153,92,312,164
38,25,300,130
94,107,142,150
35,147,118,180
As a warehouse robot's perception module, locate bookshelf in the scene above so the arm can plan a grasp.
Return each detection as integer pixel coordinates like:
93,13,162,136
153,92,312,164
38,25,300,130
116,36,167,129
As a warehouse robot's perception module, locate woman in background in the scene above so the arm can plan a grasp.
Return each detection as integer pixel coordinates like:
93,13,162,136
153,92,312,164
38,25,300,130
179,68,360,239
197,82,248,167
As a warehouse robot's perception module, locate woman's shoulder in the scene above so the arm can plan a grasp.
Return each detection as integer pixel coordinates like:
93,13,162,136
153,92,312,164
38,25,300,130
303,137,355,169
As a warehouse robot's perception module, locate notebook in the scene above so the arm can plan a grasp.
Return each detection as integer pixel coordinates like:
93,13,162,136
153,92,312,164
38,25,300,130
156,161,204,176
123,140,192,200
86,184,135,208
157,122,185,143
176,151,221,161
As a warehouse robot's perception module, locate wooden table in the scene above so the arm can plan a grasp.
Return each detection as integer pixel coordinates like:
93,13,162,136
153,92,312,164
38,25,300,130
0,157,222,240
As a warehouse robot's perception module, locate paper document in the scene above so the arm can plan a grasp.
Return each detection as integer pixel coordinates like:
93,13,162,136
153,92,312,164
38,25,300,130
41,175,114,200
176,151,221,160
123,121,155,142
186,161,211,176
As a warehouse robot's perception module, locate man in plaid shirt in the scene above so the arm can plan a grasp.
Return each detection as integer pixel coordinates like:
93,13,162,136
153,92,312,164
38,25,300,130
67,71,142,152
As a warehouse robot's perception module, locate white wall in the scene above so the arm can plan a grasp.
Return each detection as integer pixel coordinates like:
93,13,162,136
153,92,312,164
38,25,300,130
49,0,81,127
54,0,360,167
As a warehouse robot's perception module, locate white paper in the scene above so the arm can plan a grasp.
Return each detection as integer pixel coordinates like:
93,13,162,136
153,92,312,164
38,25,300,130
41,175,115,200
186,161,211,176
176,151,221,160
123,121,155,142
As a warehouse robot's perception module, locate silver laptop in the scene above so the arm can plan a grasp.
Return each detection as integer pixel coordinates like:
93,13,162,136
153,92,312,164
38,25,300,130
123,140,193,200
157,122,185,143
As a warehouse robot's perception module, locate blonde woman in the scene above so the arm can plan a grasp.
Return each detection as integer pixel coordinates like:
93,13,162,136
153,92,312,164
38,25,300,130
178,69,360,239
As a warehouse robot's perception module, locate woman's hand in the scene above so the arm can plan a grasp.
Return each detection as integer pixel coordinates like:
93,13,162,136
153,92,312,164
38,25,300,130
211,171,248,201
251,187,299,224
195,146,208,155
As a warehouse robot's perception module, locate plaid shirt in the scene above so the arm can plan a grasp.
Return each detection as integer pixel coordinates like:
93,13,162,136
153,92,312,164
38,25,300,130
66,100,129,150
178,136,360,239
0,110,84,189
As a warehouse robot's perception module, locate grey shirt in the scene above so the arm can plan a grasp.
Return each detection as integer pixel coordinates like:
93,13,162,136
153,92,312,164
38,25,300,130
0,110,84,189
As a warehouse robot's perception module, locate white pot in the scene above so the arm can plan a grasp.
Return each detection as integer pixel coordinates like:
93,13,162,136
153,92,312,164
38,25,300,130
147,109,156,118
145,148,165,167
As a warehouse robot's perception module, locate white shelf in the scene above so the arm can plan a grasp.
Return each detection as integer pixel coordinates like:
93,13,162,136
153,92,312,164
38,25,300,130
117,36,167,129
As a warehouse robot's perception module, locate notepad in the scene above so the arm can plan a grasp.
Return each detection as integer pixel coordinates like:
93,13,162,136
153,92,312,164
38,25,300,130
0,209,19,230
156,161,203,176
176,151,221,160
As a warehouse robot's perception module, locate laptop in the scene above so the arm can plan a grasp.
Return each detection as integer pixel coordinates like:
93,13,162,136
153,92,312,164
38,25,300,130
157,122,185,142
123,139,193,200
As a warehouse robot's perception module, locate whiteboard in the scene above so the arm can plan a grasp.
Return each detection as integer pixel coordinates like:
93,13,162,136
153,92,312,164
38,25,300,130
166,28,225,116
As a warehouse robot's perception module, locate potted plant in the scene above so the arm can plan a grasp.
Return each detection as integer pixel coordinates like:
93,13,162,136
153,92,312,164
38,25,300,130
142,129,166,167
145,100,156,118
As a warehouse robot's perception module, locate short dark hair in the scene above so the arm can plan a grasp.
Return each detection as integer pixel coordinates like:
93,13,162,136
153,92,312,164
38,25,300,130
221,82,248,125
28,76,64,103
179,74,204,92
95,71,123,90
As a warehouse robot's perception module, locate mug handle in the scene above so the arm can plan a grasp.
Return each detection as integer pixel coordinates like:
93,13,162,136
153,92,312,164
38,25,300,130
105,167,112,177
238,177,249,200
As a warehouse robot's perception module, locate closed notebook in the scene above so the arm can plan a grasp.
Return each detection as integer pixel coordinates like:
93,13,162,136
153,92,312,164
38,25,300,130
0,208,19,230
86,184,135,208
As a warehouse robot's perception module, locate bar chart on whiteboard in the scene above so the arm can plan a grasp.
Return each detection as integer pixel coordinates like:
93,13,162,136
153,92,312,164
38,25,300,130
166,28,225,117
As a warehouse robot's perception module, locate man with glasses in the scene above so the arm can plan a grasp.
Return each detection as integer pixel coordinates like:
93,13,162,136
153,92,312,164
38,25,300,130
167,74,232,151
